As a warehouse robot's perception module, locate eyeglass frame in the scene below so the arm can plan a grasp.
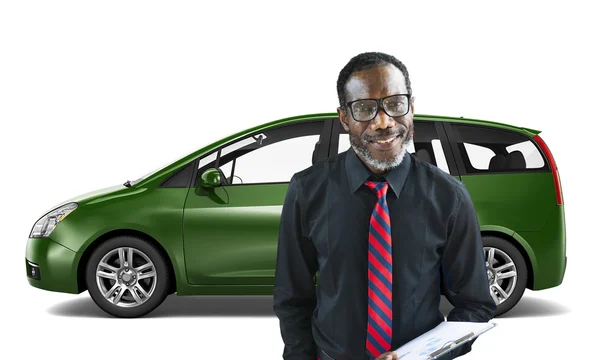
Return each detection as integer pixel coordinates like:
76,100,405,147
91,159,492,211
344,93,412,122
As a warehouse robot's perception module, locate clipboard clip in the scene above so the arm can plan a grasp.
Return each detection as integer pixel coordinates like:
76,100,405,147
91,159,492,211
426,332,475,359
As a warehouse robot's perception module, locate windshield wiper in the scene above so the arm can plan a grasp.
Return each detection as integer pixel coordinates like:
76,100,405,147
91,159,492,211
123,180,132,187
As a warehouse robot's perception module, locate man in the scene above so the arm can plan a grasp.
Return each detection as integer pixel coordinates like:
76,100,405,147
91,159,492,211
273,52,496,360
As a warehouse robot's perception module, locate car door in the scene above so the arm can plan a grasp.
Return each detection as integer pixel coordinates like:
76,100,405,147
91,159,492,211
442,122,553,232
182,119,333,285
328,118,459,177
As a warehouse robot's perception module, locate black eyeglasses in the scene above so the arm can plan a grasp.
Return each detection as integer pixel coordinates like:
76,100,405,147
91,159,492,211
345,94,412,122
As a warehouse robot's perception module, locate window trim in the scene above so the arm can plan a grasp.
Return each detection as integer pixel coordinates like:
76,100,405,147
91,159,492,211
434,121,459,176
443,122,550,176
189,119,333,188
158,161,196,188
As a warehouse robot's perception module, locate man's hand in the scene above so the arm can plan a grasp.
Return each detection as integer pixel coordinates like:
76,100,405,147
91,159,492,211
375,351,399,360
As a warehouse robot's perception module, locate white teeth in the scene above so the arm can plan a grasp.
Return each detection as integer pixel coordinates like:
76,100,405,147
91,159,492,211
376,137,395,144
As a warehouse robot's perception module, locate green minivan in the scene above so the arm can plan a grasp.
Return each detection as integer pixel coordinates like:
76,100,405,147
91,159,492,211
25,113,566,318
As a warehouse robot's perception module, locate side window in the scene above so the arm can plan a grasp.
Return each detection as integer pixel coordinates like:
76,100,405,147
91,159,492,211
506,140,545,168
430,138,450,174
195,121,325,186
451,123,547,173
463,143,496,170
336,120,451,174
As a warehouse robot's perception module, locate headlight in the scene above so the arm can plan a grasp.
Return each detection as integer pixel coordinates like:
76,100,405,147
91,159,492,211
29,202,78,238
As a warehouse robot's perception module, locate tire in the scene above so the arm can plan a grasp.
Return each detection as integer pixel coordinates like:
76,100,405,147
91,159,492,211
482,235,528,317
85,235,171,318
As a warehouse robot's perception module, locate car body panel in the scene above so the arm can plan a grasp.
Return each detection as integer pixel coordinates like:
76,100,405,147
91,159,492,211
28,187,190,294
460,172,556,232
183,183,288,285
26,237,81,294
513,204,566,289
480,224,539,273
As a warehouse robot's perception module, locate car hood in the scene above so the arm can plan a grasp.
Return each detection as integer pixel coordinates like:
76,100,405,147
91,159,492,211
43,184,139,214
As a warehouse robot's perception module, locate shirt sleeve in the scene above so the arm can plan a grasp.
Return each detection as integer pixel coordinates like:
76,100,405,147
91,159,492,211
441,183,497,358
273,174,319,360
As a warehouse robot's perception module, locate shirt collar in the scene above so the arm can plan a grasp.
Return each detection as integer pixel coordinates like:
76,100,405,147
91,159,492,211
344,147,412,197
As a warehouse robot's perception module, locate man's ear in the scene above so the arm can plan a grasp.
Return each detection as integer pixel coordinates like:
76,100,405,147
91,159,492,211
410,96,416,114
337,107,350,132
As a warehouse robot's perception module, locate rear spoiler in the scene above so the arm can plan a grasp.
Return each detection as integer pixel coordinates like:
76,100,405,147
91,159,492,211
521,126,542,135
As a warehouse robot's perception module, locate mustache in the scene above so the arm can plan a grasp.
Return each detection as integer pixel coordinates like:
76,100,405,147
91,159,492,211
365,126,406,142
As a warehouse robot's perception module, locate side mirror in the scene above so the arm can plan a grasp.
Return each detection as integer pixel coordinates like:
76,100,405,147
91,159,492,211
199,168,222,188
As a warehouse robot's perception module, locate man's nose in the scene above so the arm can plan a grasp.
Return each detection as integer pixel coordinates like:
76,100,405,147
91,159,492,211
370,107,395,130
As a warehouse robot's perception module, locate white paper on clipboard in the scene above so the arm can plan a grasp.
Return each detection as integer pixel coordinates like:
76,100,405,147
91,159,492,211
391,321,497,360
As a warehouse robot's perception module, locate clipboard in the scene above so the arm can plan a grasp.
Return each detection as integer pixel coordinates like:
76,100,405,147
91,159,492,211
392,321,497,360
426,322,497,359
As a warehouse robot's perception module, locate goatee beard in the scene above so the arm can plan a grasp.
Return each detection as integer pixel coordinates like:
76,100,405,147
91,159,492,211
350,126,414,172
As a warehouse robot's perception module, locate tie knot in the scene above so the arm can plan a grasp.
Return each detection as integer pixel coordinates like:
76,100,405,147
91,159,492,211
364,180,388,197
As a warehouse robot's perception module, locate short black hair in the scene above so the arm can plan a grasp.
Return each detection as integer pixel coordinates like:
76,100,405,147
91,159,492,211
336,52,412,108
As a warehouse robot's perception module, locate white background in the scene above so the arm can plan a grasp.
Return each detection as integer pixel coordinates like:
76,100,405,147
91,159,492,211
1,1,598,359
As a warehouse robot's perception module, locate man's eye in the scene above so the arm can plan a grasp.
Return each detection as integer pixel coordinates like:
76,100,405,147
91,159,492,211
356,104,376,112
387,102,407,112
387,100,405,107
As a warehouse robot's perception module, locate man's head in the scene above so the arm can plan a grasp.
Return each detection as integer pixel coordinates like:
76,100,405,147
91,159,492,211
337,52,415,174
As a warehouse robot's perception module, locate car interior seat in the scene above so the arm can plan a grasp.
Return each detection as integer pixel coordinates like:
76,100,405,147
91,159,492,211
312,141,321,165
415,148,433,164
488,154,506,171
505,150,526,170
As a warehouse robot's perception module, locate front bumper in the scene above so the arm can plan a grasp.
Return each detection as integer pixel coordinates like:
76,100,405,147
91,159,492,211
25,237,82,294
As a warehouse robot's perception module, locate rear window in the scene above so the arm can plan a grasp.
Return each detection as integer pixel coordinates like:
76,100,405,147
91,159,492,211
451,123,547,174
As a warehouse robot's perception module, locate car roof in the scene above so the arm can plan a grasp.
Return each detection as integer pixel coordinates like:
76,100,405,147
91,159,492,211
272,112,541,136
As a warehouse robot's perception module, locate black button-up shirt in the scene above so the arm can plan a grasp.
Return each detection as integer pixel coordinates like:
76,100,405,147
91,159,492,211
273,148,496,360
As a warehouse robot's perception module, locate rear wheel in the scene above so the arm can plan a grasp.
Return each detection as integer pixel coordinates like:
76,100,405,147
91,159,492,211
482,235,528,317
85,235,171,318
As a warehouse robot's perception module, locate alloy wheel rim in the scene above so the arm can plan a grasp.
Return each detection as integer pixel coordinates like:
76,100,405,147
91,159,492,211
95,247,157,308
484,246,517,306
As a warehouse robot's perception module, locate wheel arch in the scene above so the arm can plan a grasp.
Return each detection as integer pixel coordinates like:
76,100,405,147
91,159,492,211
481,230,536,290
77,229,177,294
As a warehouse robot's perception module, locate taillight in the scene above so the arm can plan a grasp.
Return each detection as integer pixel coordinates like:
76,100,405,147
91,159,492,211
533,135,563,205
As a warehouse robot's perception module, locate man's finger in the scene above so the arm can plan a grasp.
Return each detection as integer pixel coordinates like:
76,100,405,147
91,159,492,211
386,351,399,360
376,351,398,360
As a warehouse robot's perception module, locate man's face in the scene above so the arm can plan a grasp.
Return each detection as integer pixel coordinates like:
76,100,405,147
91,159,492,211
337,64,415,174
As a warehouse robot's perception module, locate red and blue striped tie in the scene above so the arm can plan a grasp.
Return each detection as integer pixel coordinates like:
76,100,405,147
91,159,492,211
364,180,393,358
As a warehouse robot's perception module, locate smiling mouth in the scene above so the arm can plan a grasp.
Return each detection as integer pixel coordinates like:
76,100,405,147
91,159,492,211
369,133,401,144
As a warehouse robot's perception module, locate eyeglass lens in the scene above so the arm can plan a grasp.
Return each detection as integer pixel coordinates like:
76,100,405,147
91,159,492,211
351,95,409,121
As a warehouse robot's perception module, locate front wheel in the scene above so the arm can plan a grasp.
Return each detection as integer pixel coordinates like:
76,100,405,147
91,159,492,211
482,235,528,317
85,235,171,318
